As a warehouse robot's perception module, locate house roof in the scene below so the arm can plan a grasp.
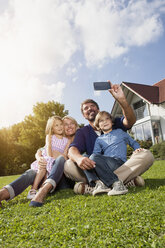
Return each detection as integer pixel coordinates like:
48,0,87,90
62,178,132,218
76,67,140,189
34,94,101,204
153,79,165,103
122,78,165,104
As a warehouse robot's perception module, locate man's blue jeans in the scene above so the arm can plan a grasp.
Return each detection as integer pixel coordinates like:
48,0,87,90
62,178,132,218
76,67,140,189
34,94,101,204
84,154,124,187
4,155,74,200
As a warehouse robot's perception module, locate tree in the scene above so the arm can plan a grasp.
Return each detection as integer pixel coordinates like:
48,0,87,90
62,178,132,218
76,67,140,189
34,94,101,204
19,101,68,151
0,101,69,175
0,129,10,175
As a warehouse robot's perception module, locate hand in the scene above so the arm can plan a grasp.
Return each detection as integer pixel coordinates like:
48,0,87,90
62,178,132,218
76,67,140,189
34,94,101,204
37,157,47,170
77,157,96,170
133,148,144,154
108,81,126,103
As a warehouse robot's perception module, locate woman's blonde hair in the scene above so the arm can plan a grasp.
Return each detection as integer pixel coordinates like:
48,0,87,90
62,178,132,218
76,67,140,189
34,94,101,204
45,115,63,135
62,116,79,130
94,111,114,130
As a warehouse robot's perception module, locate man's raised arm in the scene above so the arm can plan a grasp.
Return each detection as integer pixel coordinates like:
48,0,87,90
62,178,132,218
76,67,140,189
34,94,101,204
108,81,136,129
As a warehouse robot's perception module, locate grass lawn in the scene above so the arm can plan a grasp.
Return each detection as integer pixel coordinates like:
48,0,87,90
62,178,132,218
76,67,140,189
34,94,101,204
0,161,165,248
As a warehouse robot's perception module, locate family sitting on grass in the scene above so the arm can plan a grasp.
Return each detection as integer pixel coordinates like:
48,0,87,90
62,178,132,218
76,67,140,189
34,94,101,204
0,81,154,208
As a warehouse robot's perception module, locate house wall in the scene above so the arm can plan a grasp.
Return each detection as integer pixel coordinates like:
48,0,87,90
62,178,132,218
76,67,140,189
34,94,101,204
113,86,165,144
157,102,165,141
130,96,165,144
149,103,165,140
160,117,165,141
149,103,165,116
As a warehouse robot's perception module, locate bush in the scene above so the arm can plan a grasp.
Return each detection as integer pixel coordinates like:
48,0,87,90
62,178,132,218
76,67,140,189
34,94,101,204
127,140,153,158
137,140,153,149
150,141,165,159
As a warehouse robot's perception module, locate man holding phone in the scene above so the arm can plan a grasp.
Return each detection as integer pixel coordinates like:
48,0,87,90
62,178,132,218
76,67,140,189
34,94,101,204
64,81,154,194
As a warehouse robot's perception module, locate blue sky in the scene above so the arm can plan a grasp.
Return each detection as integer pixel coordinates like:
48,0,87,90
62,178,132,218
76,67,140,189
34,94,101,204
0,0,165,128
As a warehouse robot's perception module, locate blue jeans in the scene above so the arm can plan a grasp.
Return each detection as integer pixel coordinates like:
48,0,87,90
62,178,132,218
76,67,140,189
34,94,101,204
45,155,74,192
4,169,37,200
84,154,124,187
5,156,74,200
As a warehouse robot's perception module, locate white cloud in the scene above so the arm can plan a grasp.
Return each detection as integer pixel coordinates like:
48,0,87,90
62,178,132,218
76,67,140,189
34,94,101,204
74,0,164,66
0,0,164,127
43,81,66,101
0,0,77,75
0,0,75,127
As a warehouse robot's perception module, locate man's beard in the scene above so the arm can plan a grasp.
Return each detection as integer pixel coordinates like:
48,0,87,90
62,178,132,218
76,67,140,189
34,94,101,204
87,112,97,122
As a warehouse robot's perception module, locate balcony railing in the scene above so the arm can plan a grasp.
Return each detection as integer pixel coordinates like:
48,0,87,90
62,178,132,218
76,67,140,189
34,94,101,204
134,105,148,120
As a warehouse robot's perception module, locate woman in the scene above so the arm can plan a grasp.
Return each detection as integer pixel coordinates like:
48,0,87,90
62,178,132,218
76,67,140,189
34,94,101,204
0,116,78,208
27,115,71,200
29,116,78,207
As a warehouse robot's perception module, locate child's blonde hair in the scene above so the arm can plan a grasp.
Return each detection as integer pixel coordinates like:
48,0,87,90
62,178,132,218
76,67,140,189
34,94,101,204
45,116,63,135
62,116,79,130
94,111,114,130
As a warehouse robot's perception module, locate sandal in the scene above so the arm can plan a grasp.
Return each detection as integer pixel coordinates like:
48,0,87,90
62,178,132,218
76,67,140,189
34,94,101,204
27,189,37,200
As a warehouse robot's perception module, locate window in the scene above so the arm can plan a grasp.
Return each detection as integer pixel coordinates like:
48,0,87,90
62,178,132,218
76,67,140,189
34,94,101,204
132,121,152,141
135,126,143,140
143,122,152,141
152,121,162,143
133,100,148,120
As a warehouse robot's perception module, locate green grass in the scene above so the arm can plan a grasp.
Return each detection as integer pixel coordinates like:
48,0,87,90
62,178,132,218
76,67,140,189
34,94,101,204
0,161,165,248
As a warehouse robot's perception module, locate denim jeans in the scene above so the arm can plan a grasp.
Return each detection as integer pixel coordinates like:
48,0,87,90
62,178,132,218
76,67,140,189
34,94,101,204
45,155,74,192
84,154,124,187
5,155,74,200
4,169,37,200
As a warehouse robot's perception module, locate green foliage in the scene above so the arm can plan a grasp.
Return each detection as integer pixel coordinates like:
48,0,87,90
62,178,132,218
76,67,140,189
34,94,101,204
0,101,68,176
0,161,165,247
19,101,68,148
127,140,153,158
150,141,165,160
138,140,153,149
79,123,85,128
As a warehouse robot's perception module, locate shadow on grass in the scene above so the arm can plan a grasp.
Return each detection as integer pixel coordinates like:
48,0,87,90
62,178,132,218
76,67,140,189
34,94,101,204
0,189,76,209
127,178,165,195
2,179,164,209
46,188,76,202
145,178,165,189
40,179,165,202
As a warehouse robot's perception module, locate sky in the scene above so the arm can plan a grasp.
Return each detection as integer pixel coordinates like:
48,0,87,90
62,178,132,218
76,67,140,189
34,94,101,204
0,0,165,128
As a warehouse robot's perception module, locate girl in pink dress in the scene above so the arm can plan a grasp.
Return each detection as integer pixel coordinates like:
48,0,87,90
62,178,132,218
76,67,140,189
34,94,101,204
27,116,71,199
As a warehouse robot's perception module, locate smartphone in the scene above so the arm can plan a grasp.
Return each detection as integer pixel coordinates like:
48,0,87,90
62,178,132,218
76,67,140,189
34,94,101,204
93,82,111,91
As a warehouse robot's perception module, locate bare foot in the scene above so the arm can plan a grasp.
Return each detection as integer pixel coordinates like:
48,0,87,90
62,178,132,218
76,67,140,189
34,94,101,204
31,183,53,203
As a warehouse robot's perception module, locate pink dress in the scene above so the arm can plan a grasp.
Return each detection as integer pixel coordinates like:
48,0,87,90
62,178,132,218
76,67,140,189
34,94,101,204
31,135,68,175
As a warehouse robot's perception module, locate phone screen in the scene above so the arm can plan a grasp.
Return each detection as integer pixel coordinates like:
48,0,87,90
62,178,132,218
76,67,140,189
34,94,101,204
93,82,111,91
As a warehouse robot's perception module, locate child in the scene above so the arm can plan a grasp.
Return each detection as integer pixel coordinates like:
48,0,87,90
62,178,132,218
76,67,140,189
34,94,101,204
27,116,71,200
84,111,141,196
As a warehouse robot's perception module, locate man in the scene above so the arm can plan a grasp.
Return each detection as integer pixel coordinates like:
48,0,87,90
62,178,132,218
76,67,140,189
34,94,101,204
64,81,154,194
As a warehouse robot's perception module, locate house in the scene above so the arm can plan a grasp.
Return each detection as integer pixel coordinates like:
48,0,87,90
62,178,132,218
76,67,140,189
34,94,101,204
111,79,165,144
